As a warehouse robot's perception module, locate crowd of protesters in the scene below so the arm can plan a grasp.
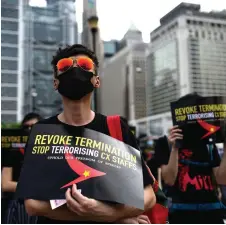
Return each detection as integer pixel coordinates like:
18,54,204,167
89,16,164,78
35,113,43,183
1,44,226,224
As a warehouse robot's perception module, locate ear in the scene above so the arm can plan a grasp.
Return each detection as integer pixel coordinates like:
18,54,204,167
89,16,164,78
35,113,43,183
94,76,100,88
53,78,59,90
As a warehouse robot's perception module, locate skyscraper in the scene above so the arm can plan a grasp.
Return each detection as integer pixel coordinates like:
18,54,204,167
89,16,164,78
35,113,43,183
141,2,226,136
147,3,226,116
23,0,78,118
1,0,23,122
100,26,148,121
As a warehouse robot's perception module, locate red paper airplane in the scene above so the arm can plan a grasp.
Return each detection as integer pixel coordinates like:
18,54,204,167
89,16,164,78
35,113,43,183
61,152,106,189
19,148,24,155
197,119,220,139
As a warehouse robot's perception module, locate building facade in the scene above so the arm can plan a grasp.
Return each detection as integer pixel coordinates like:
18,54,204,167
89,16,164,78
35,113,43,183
103,40,120,59
100,27,148,121
147,3,226,117
23,0,78,118
131,3,226,137
1,0,78,122
1,0,23,122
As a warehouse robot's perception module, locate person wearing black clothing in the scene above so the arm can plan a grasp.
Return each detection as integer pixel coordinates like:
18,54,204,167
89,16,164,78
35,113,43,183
1,113,42,223
155,125,225,224
24,44,156,224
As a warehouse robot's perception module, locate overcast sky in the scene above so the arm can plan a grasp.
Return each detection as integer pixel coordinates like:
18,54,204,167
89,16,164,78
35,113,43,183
31,0,226,42
76,0,226,42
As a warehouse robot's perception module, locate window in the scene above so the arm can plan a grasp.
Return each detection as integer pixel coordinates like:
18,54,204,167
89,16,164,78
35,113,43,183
2,60,18,70
1,7,18,18
2,0,18,5
1,101,17,111
1,47,18,57
1,114,17,123
220,33,224,41
202,31,205,38
33,49,55,71
1,33,18,44
195,31,199,38
34,22,62,43
1,86,17,97
1,73,17,83
1,20,18,31
187,20,191,24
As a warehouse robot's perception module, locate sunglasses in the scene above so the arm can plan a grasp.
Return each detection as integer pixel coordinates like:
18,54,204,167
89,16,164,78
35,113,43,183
56,57,95,76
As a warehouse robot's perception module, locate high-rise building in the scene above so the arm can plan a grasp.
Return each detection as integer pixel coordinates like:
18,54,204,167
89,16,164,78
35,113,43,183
103,40,120,59
133,2,226,137
23,0,78,118
100,26,148,120
1,0,23,122
147,2,226,116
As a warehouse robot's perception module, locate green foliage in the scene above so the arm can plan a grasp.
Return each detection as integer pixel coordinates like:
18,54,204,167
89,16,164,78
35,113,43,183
1,123,20,129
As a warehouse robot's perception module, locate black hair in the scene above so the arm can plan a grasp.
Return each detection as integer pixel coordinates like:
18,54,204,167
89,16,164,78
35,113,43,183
178,92,201,101
51,44,99,78
22,113,43,125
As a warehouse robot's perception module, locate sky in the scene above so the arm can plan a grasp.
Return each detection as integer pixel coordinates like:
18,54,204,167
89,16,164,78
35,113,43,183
76,0,226,42
31,0,226,43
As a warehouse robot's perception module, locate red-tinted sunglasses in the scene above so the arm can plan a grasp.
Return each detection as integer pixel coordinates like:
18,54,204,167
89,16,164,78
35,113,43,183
56,57,95,76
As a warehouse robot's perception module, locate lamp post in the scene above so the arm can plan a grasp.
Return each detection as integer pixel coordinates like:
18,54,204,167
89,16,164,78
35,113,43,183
88,15,99,112
31,85,37,112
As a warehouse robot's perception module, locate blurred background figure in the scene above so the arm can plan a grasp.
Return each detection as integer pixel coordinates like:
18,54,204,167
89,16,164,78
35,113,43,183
1,113,42,224
216,143,226,219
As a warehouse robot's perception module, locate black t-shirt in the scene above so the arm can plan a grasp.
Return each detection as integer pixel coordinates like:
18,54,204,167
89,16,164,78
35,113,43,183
153,136,171,195
2,148,24,199
34,113,154,224
154,138,221,206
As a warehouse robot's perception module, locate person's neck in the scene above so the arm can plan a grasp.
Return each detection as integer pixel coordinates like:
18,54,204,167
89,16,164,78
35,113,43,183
58,96,95,126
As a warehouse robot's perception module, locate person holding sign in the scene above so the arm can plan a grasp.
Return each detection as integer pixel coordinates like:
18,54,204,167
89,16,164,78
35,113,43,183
154,93,226,224
1,113,42,223
21,44,156,224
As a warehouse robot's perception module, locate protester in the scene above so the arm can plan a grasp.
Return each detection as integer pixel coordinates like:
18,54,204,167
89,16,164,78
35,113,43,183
23,44,156,224
154,93,226,224
216,143,226,185
1,112,42,223
154,135,173,206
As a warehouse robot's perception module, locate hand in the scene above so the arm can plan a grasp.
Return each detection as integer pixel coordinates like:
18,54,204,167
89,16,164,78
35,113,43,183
117,215,151,224
65,184,117,222
117,217,139,224
137,215,151,224
168,125,183,149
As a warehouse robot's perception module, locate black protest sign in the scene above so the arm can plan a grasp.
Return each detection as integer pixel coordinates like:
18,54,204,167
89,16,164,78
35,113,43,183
171,96,226,148
1,129,28,150
16,124,144,209
129,126,136,137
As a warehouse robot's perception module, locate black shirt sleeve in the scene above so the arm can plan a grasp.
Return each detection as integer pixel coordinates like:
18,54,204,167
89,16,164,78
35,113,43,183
120,118,154,187
2,149,14,167
210,144,221,168
154,136,171,168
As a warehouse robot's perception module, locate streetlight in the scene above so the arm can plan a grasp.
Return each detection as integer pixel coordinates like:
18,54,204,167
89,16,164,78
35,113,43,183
88,15,99,112
31,85,38,112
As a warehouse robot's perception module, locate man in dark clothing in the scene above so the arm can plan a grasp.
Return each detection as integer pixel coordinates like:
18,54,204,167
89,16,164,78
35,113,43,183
23,44,156,224
154,93,226,224
1,113,42,223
